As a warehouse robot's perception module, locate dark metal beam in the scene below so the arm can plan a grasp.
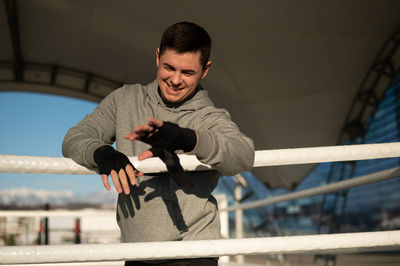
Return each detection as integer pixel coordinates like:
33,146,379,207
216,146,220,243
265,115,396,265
0,61,123,102
4,0,23,81
339,25,400,143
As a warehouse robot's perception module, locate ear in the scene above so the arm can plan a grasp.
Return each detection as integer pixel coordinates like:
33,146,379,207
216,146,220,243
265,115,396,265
201,61,212,79
156,48,160,67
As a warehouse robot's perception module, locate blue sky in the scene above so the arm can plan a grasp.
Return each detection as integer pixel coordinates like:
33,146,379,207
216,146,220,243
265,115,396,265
0,91,106,195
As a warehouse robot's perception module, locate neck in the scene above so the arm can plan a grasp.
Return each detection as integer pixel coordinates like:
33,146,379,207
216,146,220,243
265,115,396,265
158,86,199,107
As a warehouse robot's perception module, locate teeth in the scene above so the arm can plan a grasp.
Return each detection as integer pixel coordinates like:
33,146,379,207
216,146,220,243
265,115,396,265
168,85,179,91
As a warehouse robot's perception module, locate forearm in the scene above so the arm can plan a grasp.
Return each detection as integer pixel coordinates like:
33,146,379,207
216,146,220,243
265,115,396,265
62,124,106,169
62,94,117,169
190,129,254,176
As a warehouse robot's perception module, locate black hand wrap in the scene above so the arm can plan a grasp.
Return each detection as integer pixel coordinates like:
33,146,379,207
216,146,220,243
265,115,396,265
140,122,197,187
141,122,196,157
94,145,133,175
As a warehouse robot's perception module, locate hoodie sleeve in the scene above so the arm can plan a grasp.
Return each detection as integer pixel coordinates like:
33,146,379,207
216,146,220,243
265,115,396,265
62,89,119,170
189,107,255,176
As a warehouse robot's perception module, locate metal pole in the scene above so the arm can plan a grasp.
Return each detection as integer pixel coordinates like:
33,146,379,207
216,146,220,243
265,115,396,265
234,178,244,264
74,218,81,244
44,203,49,245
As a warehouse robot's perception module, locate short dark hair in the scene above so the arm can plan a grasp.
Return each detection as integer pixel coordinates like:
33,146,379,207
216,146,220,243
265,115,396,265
159,22,212,69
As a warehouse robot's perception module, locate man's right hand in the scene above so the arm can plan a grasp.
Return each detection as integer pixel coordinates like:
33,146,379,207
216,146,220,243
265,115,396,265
93,145,143,194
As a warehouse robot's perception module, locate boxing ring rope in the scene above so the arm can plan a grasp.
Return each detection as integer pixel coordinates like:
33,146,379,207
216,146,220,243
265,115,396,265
1,230,400,264
1,142,400,264
223,166,400,212
1,142,400,174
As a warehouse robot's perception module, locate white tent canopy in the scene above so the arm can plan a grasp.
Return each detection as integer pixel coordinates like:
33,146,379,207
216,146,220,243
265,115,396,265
1,0,399,189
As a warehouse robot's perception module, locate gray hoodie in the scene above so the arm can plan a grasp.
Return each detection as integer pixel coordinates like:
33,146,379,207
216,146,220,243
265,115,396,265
62,79,254,243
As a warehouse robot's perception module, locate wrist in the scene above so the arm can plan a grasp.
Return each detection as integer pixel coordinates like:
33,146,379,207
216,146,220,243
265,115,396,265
181,128,197,152
94,145,115,165
188,130,211,157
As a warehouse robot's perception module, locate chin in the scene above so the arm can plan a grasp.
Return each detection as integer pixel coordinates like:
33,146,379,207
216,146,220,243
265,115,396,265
166,96,182,103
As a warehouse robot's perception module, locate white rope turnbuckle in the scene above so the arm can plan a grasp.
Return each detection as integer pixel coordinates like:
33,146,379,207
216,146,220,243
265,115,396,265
1,142,400,174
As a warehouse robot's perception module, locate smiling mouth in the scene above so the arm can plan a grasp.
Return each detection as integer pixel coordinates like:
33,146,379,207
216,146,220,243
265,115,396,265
167,83,182,92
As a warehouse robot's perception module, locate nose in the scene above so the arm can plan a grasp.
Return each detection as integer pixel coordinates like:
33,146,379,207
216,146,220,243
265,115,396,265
170,72,182,86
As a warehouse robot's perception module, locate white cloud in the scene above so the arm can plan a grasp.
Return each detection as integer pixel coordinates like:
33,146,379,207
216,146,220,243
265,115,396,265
0,187,116,206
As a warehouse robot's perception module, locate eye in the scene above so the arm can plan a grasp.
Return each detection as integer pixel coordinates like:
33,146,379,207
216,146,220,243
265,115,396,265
182,71,195,77
163,64,174,71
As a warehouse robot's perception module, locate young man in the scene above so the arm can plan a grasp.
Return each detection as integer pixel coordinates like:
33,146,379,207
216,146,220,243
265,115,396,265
62,22,254,265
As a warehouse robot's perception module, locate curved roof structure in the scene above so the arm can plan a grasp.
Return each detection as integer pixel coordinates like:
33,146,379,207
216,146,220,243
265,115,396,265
1,0,400,189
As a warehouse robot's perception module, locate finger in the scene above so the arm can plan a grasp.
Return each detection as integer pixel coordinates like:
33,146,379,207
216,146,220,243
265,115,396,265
110,170,123,194
118,168,131,195
134,124,154,134
124,132,142,141
125,164,137,186
138,150,154,161
124,125,154,140
101,174,111,191
135,169,144,176
147,117,163,127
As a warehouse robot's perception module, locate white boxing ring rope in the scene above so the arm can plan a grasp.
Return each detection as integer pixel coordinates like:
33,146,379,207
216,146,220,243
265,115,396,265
1,231,400,264
1,142,400,264
2,166,398,219
224,166,400,212
1,142,400,174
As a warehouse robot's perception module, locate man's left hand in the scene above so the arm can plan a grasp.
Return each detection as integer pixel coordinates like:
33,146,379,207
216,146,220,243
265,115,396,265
124,117,197,160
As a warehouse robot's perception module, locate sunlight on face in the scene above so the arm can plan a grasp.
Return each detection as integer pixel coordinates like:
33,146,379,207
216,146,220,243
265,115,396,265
156,49,210,104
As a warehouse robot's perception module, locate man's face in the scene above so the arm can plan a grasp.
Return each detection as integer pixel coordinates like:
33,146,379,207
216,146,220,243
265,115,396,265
156,48,211,104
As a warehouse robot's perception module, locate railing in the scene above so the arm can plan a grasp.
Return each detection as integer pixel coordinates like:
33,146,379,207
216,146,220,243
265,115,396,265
1,142,400,264
2,142,400,174
1,231,399,264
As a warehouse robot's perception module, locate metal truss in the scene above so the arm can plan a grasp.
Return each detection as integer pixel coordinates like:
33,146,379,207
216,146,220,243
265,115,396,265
315,25,400,266
1,0,122,102
0,61,123,102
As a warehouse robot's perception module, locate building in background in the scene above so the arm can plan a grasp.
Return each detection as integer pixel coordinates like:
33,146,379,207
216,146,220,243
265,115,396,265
214,72,400,238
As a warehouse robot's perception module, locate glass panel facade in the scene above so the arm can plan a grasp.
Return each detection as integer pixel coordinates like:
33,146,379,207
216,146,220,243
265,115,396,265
213,72,400,238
